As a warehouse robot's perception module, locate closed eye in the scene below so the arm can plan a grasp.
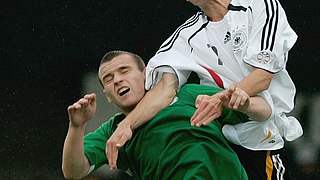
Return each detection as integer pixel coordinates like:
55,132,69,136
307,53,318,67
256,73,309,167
103,74,113,84
119,67,130,74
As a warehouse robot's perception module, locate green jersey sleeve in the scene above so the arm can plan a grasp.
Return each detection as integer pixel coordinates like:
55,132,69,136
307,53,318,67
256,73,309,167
83,113,126,171
83,120,112,171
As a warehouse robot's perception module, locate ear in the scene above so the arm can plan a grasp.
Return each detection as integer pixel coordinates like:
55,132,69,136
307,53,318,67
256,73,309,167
103,89,113,103
143,68,146,80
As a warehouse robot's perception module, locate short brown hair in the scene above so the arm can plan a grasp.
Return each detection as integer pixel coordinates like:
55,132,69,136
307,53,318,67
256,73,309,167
100,50,145,71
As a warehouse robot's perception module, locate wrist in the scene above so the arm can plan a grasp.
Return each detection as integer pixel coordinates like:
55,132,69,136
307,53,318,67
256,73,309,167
118,118,134,130
69,122,86,131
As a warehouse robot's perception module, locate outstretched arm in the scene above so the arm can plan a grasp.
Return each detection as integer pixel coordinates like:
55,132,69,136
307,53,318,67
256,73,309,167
225,85,272,121
228,68,273,108
191,85,271,126
62,93,96,179
106,73,178,169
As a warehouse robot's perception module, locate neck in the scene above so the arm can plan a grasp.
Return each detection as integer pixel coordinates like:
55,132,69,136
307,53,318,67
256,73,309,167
121,106,134,116
201,0,230,22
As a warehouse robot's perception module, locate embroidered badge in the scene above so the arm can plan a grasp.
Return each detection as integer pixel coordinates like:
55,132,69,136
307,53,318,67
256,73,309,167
232,29,247,51
257,50,272,64
224,31,231,44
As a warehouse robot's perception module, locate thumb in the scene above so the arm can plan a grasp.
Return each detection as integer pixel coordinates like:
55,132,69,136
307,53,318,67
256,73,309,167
116,134,130,147
195,95,205,108
228,84,237,92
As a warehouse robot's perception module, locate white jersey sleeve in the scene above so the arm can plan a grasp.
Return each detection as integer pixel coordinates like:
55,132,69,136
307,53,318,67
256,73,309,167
145,47,194,91
146,13,210,90
244,0,297,73
147,66,178,89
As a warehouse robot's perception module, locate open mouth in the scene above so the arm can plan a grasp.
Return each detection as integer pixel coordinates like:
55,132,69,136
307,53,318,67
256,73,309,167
118,87,130,96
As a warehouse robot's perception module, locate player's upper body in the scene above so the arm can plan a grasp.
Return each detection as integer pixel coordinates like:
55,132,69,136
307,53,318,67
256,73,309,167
146,0,303,150
63,51,271,179
84,84,249,179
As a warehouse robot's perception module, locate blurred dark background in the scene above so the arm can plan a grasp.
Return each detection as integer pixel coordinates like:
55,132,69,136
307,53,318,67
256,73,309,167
1,0,319,179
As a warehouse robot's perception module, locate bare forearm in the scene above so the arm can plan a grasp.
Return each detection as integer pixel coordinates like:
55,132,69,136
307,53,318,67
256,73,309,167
238,69,273,96
62,124,90,179
122,73,178,129
241,96,272,121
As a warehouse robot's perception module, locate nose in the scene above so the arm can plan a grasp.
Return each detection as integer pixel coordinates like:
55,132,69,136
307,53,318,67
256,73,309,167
113,73,123,85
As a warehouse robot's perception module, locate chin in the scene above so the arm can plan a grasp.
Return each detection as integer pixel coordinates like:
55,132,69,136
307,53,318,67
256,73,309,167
120,101,139,110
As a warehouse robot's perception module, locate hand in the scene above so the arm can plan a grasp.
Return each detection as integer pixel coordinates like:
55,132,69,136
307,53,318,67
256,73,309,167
227,84,250,111
190,94,224,127
106,121,132,170
67,93,96,127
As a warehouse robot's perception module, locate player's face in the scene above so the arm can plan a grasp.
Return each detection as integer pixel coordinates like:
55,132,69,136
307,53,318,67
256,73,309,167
99,54,146,113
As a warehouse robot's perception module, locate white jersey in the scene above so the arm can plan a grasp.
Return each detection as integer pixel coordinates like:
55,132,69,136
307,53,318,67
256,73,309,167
146,0,303,150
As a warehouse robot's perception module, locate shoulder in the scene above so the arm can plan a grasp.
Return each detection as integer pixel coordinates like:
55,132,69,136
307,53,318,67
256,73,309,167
97,113,126,134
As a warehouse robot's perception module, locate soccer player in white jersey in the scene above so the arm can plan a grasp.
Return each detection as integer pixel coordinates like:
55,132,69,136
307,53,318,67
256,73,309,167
106,0,303,179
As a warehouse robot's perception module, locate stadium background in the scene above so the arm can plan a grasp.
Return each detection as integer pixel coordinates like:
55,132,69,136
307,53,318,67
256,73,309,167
1,0,319,179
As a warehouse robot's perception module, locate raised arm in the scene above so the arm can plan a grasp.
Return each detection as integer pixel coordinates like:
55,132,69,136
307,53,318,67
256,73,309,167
106,72,178,169
62,93,96,179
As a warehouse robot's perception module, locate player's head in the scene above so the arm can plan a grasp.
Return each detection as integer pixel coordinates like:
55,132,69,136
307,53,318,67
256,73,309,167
98,50,146,114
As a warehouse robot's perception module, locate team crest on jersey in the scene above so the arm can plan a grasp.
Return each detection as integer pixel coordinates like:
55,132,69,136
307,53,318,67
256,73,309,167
257,50,272,64
232,29,247,51
224,31,231,44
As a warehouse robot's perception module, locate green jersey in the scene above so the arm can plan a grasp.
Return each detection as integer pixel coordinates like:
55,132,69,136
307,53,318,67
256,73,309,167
84,84,248,180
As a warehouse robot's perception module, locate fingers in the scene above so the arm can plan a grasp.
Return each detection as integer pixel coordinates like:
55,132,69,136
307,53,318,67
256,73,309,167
228,85,249,110
191,95,222,126
233,95,242,109
69,99,88,110
195,95,207,108
191,95,208,125
217,90,231,107
84,93,96,104
106,124,132,170
67,93,96,111
107,138,118,170
228,84,237,92
191,103,210,126
116,134,130,147
239,94,249,106
200,111,221,126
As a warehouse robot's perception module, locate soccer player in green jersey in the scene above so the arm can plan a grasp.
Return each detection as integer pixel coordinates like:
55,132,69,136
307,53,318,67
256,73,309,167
62,50,271,179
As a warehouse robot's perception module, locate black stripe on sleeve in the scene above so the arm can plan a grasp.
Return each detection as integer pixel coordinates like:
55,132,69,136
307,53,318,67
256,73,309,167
265,0,275,50
228,4,247,12
187,20,209,52
158,13,197,50
157,12,201,52
261,0,271,50
157,13,201,54
269,0,279,51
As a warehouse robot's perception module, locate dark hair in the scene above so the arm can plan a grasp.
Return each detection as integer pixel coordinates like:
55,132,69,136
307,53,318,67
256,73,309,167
98,50,145,87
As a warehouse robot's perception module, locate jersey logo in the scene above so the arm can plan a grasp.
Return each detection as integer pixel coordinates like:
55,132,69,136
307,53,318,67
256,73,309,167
232,29,247,51
260,129,275,144
257,50,272,64
224,31,231,44
207,44,223,65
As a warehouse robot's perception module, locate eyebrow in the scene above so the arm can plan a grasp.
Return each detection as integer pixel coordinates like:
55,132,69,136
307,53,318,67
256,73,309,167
101,65,131,80
119,66,130,70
